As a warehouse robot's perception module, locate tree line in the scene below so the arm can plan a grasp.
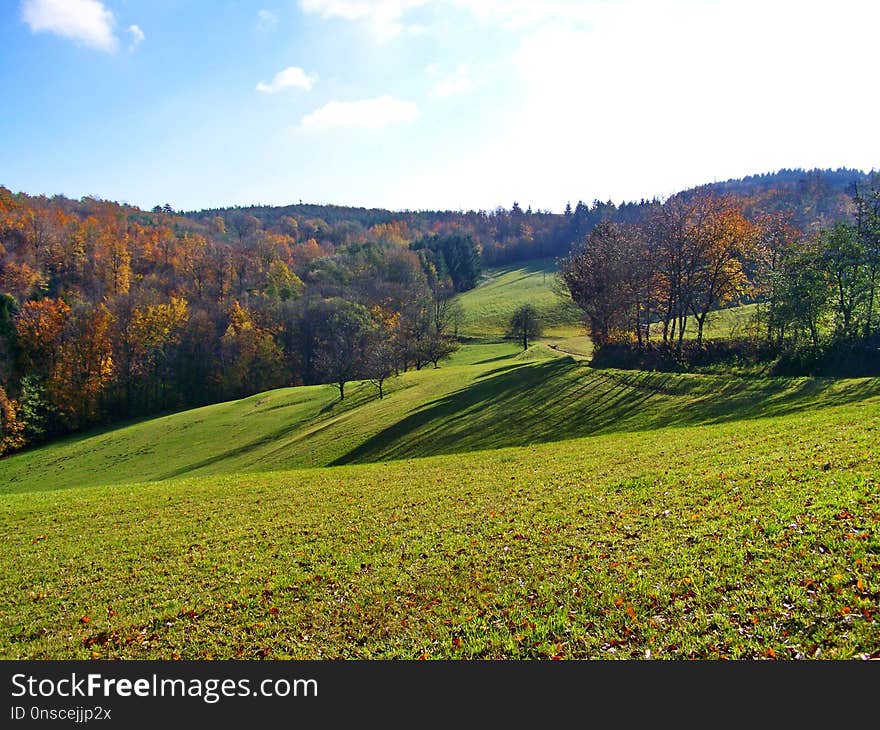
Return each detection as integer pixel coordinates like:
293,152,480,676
0,167,874,453
0,188,478,455
188,167,870,269
560,179,880,368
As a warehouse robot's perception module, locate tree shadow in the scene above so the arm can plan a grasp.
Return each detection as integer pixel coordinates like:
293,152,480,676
333,360,880,466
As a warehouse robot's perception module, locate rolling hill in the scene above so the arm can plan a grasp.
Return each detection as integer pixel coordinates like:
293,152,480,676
3,339,876,495
2,359,878,659
1,259,879,660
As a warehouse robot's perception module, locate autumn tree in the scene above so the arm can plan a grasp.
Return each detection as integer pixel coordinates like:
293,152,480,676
753,212,801,342
0,384,25,455
14,297,71,377
685,194,758,345
0,261,44,301
561,221,647,346
421,332,460,368
313,298,371,400
112,295,189,412
264,259,303,302
49,304,114,429
220,301,285,398
363,308,398,399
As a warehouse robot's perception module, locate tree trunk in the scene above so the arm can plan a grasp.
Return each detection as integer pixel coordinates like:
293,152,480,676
696,312,707,346
338,381,345,400
865,270,876,337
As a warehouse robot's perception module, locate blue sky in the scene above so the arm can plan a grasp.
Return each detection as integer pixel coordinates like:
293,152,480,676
1,0,878,212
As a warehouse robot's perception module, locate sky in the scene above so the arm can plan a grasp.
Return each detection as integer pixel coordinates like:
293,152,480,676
0,0,878,213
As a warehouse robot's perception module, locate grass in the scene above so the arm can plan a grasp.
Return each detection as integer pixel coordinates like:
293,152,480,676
5,344,877,493
2,393,878,659
457,259,583,338
653,302,760,342
457,258,756,344
1,258,878,660
0,343,523,493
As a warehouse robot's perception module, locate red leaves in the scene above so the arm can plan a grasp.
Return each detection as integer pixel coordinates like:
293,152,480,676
79,616,90,624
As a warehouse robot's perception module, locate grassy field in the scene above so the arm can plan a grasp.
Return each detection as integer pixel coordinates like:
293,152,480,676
2,384,878,659
457,259,584,339
455,258,757,355
1,258,878,660
4,343,877,494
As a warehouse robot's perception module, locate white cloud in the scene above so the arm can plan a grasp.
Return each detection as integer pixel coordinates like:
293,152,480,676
256,9,279,31
402,0,880,210
299,0,598,38
429,64,474,98
300,95,420,130
256,66,317,94
21,0,119,52
127,24,144,51
299,0,427,40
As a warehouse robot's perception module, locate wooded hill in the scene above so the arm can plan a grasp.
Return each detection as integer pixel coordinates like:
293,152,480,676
185,167,872,267
0,167,873,453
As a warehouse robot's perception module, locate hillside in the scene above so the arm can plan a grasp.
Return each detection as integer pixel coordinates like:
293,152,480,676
2,339,878,495
455,259,757,347
2,167,871,462
186,167,874,249
2,381,878,659
456,259,582,338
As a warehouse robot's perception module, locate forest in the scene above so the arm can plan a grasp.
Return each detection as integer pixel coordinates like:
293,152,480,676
0,167,874,454
0,188,484,454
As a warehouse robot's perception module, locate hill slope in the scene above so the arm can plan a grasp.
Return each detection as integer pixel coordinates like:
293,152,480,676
456,259,583,338
2,391,878,659
2,341,878,494
454,258,758,350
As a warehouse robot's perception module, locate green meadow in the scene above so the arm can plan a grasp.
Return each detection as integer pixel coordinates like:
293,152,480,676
1,261,878,660
457,259,584,338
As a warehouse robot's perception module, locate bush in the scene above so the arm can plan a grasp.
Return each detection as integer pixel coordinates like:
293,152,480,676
590,337,880,377
771,338,880,377
590,339,774,372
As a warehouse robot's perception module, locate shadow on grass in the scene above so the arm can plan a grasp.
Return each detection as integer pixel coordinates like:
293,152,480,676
473,353,518,365
333,360,880,466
